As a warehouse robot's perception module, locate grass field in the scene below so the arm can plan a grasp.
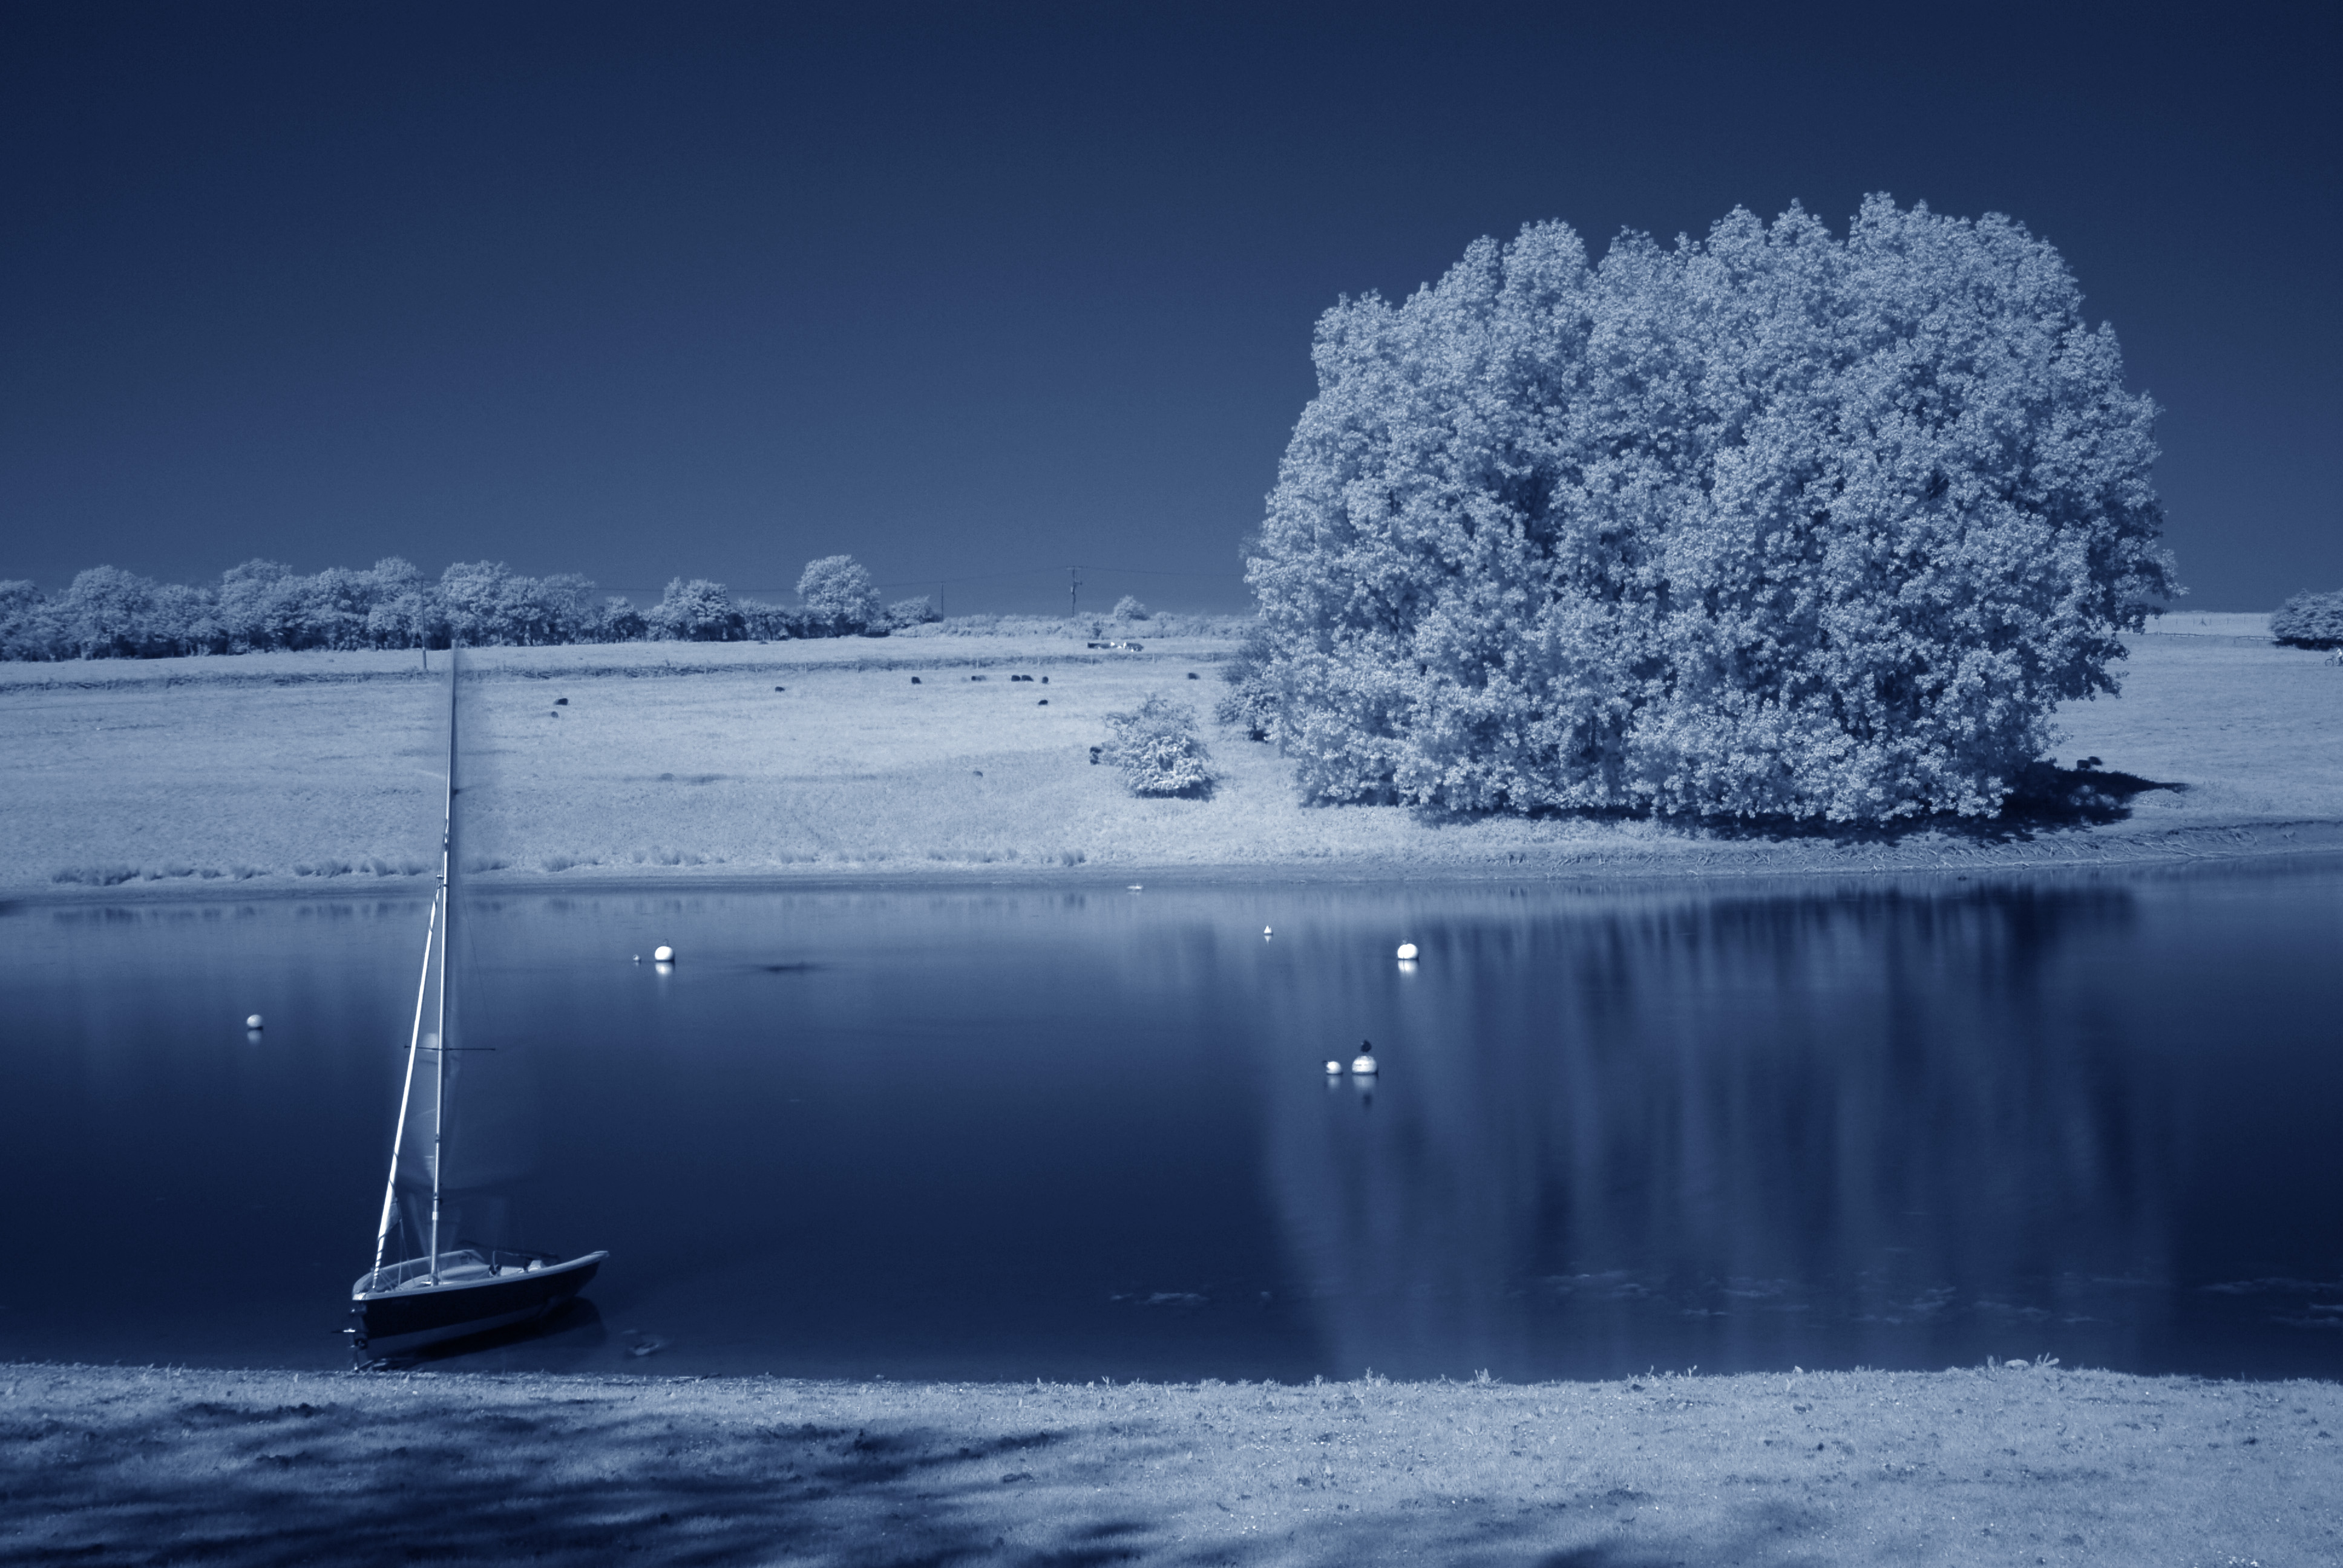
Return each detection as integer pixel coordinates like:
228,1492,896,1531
5,621,2340,898
4,1361,2334,1566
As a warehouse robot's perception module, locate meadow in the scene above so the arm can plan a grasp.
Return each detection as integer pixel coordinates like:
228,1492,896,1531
3,613,2339,899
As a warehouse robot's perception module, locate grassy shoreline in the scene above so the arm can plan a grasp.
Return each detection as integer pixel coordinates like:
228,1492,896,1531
5,624,2343,901
5,1361,2335,1566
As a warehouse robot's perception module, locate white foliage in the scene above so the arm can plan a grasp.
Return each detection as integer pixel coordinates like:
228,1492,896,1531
1247,197,2176,822
796,554,882,633
1101,693,1214,796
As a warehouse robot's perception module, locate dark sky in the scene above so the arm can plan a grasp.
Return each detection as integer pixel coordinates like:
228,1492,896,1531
2,2,2334,612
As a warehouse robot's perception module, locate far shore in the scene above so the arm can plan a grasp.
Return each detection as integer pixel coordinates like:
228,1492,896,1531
4,1360,2335,1566
5,614,2341,902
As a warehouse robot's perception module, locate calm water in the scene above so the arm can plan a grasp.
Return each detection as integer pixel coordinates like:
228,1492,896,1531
3,863,2339,1383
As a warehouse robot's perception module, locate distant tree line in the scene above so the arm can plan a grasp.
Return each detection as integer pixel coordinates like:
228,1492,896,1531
1235,195,2177,824
0,554,939,661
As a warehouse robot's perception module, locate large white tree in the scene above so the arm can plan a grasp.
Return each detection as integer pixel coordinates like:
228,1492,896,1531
796,554,881,635
1244,197,2176,822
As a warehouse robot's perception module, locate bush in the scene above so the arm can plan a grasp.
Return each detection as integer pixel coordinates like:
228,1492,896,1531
736,599,808,640
1245,196,2175,822
886,595,942,630
1100,694,1214,796
2271,590,2343,650
1214,622,1280,741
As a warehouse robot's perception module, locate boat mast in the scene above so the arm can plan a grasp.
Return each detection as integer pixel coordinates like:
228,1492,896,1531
428,647,456,1284
369,877,441,1288
369,646,458,1290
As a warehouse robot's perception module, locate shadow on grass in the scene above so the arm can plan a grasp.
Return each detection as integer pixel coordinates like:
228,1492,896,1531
1429,763,2189,853
2,1390,1838,1568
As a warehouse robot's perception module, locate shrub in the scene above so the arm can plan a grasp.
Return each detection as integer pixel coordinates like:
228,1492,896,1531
1100,693,1214,796
737,599,808,640
1246,196,2175,822
2271,589,2343,650
886,595,942,630
1214,622,1280,741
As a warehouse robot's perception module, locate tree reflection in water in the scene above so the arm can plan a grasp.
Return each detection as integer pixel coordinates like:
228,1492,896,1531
1260,881,2242,1380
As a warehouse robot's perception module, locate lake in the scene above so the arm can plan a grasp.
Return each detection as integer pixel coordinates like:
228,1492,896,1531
3,861,2339,1383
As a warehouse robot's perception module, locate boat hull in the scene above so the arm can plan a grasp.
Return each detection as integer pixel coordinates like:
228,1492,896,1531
352,1252,606,1357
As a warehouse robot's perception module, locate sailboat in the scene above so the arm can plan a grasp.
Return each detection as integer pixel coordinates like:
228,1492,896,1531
349,650,605,1361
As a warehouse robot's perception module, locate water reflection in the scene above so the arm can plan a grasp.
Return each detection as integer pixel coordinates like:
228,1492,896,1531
1261,885,2188,1378
1,864,2337,1382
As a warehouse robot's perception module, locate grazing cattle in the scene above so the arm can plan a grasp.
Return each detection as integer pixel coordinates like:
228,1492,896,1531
910,676,922,684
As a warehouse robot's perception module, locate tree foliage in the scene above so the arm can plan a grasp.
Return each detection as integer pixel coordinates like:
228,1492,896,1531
1244,196,2175,822
2270,589,2343,650
647,577,742,641
0,557,638,659
796,554,881,635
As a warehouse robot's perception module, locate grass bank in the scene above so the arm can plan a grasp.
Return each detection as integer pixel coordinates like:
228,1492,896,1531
5,619,2341,900
5,1361,2334,1566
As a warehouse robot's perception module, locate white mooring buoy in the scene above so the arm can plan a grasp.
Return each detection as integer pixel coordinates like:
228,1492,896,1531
245,1014,264,1030
1325,1059,1343,1075
1352,1040,1378,1074
652,944,675,963
1395,942,1418,961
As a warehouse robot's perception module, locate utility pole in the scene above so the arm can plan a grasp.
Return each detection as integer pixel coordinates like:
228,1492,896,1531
1068,566,1081,619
